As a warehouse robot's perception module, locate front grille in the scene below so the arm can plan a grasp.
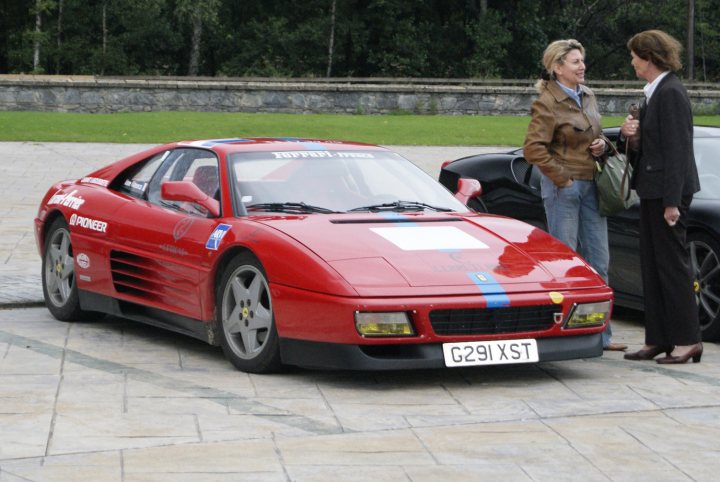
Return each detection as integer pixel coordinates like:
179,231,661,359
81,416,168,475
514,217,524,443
430,305,557,336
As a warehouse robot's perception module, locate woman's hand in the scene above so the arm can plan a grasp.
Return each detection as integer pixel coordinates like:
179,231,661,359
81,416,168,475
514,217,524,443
620,115,640,138
665,206,680,227
589,138,606,157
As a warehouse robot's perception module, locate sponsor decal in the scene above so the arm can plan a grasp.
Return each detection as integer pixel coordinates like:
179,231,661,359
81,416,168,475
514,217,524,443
206,224,231,250
48,189,85,210
69,213,108,233
173,218,195,241
76,253,90,269
272,151,333,159
430,251,486,272
467,271,510,308
370,226,489,251
80,177,109,187
79,275,92,282
160,244,188,256
270,151,375,159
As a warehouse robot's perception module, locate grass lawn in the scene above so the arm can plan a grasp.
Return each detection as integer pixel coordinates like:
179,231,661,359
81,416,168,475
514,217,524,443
1,111,718,145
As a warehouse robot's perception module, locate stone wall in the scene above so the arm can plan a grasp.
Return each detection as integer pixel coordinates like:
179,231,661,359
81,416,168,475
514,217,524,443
1,75,719,116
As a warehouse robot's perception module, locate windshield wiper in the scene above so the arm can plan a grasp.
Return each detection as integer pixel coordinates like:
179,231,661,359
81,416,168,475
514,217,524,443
348,200,453,213
245,202,341,214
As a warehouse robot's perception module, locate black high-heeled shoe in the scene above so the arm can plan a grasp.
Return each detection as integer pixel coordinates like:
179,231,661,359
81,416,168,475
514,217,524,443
623,345,673,361
656,343,703,364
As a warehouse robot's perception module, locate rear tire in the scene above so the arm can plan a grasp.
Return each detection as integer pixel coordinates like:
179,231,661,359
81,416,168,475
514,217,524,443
689,232,720,341
42,217,92,321
216,252,282,373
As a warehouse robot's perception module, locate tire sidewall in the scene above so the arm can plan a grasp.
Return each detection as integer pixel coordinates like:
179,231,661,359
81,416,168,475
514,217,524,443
41,217,83,321
216,252,282,373
689,232,720,341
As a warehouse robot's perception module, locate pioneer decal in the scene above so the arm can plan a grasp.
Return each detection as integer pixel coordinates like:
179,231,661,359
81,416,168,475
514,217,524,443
69,213,108,233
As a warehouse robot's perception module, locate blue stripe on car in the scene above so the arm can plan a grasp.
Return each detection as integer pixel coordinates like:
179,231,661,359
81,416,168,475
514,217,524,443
467,271,510,308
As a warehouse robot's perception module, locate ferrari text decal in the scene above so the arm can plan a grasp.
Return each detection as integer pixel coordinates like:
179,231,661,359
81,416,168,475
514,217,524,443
69,213,108,233
160,244,188,256
80,177,109,187
206,224,231,250
48,190,85,210
271,151,375,159
370,226,489,251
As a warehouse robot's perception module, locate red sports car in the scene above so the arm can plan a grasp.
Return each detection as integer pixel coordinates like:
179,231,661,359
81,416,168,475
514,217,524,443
35,138,613,373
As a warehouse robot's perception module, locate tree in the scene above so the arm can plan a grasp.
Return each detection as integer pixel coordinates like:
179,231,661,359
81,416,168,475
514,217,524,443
176,0,220,76
1,0,719,81
688,0,695,80
32,0,56,73
326,0,336,77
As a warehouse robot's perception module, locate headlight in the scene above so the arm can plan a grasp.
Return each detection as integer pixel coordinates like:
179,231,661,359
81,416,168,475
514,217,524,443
355,312,415,337
564,301,611,329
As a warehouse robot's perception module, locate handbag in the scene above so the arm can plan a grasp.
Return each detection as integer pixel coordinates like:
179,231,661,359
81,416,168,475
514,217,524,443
595,141,638,216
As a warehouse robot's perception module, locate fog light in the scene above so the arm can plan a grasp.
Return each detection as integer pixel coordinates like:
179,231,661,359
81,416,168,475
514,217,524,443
565,301,611,328
355,312,414,337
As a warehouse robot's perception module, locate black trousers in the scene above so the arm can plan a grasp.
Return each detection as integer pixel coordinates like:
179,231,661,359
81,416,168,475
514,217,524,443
639,196,701,345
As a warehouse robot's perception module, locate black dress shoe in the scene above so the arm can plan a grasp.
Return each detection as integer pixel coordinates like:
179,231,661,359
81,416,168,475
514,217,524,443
624,345,673,361
656,343,703,364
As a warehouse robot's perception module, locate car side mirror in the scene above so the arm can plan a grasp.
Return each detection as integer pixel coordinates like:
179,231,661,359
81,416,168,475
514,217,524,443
161,181,220,217
454,178,482,205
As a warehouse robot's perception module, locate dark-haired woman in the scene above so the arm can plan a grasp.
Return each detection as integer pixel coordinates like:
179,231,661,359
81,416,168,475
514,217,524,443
620,30,702,364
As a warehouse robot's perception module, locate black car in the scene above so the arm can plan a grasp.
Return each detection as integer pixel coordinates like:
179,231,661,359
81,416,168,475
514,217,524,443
440,126,720,341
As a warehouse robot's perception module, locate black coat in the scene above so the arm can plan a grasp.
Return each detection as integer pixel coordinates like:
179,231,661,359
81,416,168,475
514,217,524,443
633,72,700,206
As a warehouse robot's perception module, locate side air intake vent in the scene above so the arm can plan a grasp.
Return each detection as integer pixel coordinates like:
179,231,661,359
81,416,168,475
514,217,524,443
109,250,196,311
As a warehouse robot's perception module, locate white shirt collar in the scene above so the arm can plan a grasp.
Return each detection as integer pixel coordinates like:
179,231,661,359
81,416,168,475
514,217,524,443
643,71,670,102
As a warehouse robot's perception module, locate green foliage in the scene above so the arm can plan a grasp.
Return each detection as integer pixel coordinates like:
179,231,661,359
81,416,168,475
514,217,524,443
2,0,720,81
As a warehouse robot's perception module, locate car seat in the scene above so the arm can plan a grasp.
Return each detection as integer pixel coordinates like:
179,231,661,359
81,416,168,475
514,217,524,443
192,165,219,198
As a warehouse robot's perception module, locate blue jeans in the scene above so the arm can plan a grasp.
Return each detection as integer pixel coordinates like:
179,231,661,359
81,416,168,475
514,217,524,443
540,176,613,346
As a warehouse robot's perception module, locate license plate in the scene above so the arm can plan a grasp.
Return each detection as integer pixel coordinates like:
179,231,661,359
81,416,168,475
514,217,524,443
442,339,539,367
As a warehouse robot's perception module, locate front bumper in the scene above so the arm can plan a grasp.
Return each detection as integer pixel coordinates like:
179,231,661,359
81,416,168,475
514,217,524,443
279,332,603,370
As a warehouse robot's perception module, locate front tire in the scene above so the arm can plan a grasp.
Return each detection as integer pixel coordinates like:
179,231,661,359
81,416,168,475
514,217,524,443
41,217,91,321
216,253,282,373
689,232,720,341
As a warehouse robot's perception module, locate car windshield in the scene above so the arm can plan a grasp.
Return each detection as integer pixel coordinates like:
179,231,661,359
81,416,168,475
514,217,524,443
695,138,720,200
228,150,468,214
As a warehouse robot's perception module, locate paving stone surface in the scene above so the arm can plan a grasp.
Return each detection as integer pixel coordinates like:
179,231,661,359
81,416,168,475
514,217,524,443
2,142,717,481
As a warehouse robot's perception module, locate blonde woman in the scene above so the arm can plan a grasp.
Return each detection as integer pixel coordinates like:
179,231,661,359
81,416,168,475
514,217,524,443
524,39,626,351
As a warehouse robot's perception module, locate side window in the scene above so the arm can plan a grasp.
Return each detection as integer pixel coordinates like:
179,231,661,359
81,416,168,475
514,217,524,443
150,149,220,217
116,151,170,199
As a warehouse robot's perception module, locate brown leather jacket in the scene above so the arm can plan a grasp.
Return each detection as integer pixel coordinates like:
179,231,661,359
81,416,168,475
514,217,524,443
523,80,603,186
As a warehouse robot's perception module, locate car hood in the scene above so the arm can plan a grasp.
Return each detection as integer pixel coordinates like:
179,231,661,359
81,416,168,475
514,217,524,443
256,213,604,295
